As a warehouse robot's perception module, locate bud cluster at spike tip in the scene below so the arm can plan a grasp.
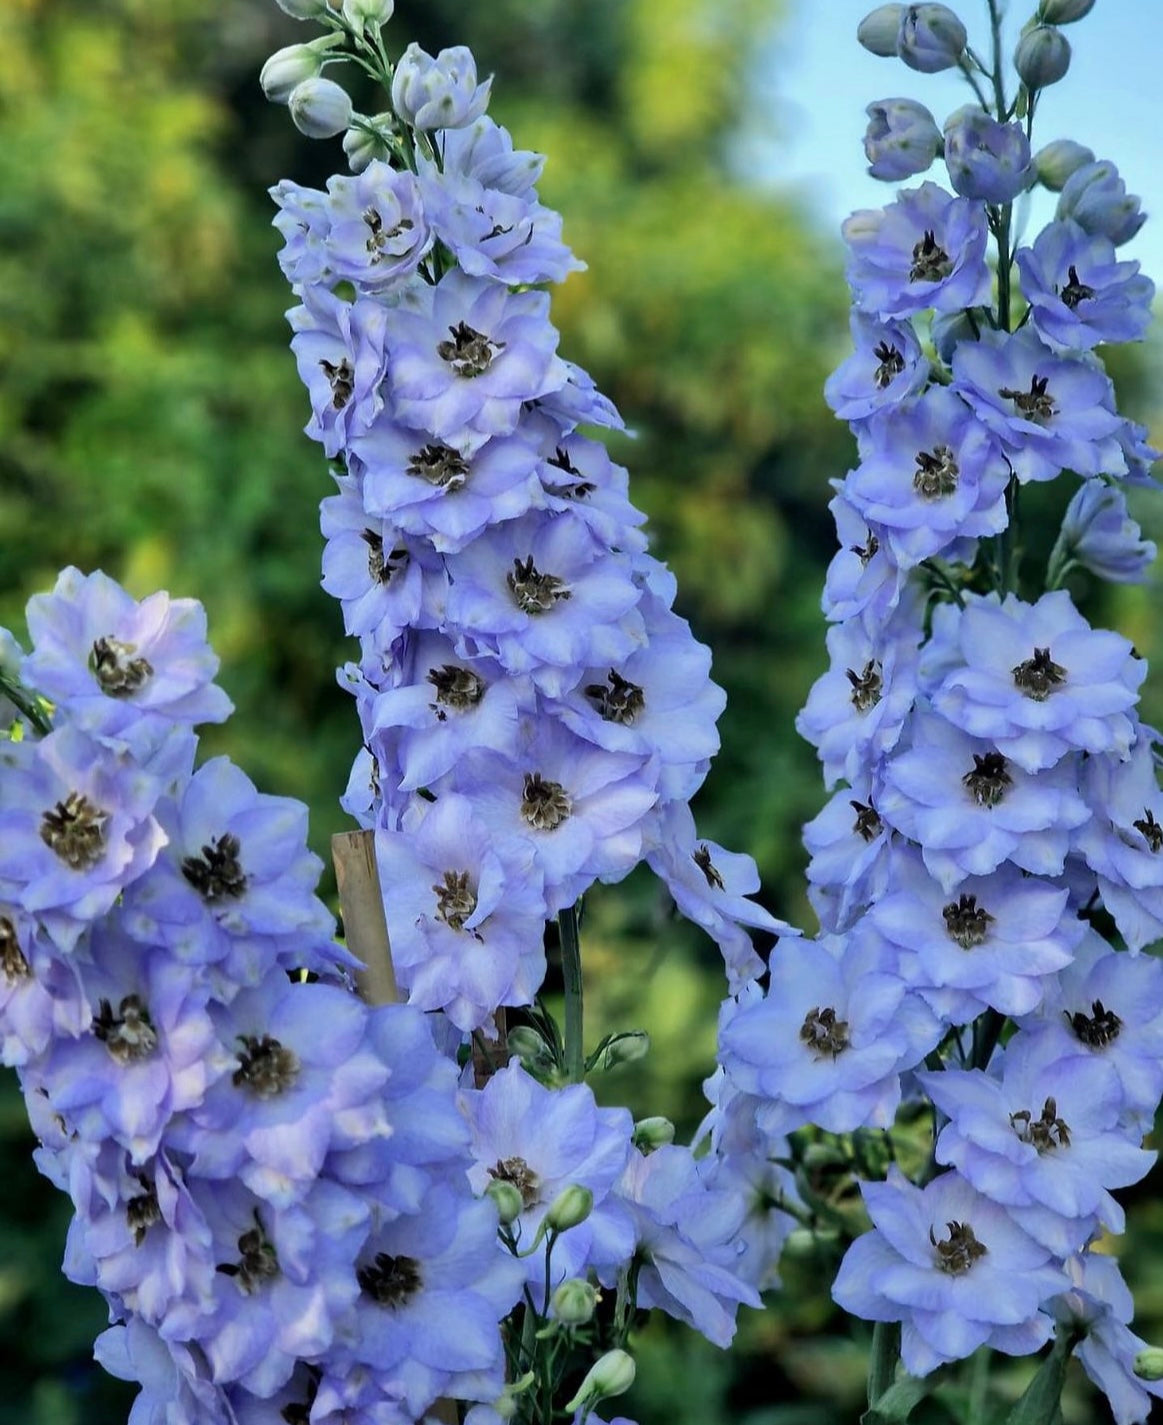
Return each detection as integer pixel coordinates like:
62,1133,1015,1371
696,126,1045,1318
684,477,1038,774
710,3,1163,1418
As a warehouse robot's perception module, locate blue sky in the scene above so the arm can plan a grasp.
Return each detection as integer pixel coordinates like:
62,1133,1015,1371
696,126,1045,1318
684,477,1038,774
746,0,1163,281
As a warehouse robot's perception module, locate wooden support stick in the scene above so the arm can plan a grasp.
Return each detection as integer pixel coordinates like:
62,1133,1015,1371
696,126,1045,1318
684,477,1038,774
332,829,399,1007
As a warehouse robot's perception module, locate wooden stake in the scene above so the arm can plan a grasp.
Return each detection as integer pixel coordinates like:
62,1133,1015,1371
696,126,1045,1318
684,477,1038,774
332,829,398,1006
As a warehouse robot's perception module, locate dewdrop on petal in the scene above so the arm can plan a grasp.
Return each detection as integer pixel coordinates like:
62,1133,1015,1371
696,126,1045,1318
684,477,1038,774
289,76,354,138
1015,25,1071,90
564,1350,636,1413
858,4,905,56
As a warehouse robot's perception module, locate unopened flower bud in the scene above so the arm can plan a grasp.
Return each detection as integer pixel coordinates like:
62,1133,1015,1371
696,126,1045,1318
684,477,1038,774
1015,25,1071,89
343,117,394,173
931,309,980,365
288,76,353,138
261,37,340,104
391,43,492,131
1057,159,1145,245
275,0,329,17
551,1278,600,1325
863,97,942,181
1038,0,1095,22
342,0,394,30
545,1184,593,1232
1058,480,1156,584
506,1025,551,1063
563,1350,636,1413
898,4,968,73
857,4,905,56
486,1179,525,1225
601,1030,650,1067
1134,1347,1163,1382
944,105,1032,202
632,1116,675,1151
1034,138,1096,191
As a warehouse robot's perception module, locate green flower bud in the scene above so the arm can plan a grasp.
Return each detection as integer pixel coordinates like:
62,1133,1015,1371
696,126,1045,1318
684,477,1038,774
1037,0,1095,22
858,4,905,55
632,1116,675,1151
506,1025,552,1063
1134,1348,1163,1382
486,1178,525,1225
261,37,340,104
342,0,395,30
564,1349,636,1413
275,0,330,17
551,1278,600,1325
601,1030,650,1068
1015,25,1071,90
343,117,394,173
289,76,354,138
1033,138,1096,190
545,1184,593,1232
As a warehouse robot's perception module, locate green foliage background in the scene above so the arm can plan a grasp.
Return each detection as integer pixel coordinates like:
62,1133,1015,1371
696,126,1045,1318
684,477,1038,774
0,0,1160,1420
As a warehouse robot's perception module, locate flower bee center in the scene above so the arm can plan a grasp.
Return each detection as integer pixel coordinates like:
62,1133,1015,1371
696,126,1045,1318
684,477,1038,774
998,374,1056,423
1010,1096,1071,1153
872,340,905,389
693,844,725,890
0,917,30,982
930,1220,987,1275
507,556,571,614
40,792,108,871
942,893,995,949
585,669,645,725
437,320,504,378
909,229,953,283
962,751,1012,808
432,870,477,931
407,442,470,490
520,772,572,830
93,994,158,1064
361,529,408,585
364,205,413,257
846,659,883,712
1059,264,1096,310
219,1220,280,1295
799,1005,850,1058
850,532,879,565
850,799,882,843
234,1034,300,1098
89,636,154,697
1012,646,1067,701
358,1252,423,1307
182,832,248,902
1133,809,1163,853
913,444,960,499
126,1177,162,1246
427,663,485,716
319,357,354,409
1066,999,1123,1048
488,1155,541,1208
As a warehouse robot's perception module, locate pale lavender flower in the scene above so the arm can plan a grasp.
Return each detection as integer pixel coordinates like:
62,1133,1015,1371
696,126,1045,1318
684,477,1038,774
821,494,907,627
843,182,991,318
824,312,928,423
391,44,492,131
289,284,392,458
951,326,1125,484
0,903,86,1065
1056,479,1157,583
270,177,332,290
439,116,544,198
530,421,649,554
1057,159,1146,246
802,769,895,933
1016,220,1154,350
863,98,942,182
319,163,432,293
897,4,967,72
833,1167,1067,1376
943,106,1033,203
94,1318,234,1425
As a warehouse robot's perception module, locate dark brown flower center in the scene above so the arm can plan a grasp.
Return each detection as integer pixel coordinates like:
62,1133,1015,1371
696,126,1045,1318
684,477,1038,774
488,1155,541,1208
850,532,880,565
40,792,108,871
913,444,960,499
219,1220,280,1294
799,1005,850,1058
942,893,995,949
358,1252,423,1307
1133,809,1163,854
364,205,413,257
90,636,153,697
962,752,1012,808
586,669,645,725
319,357,354,409
546,446,595,497
1011,1096,1071,1152
850,799,883,843
126,1177,161,1246
999,374,1056,422
1059,265,1096,310
846,660,883,712
507,556,571,614
931,1220,987,1275
93,994,158,1064
0,916,30,982
910,230,953,283
693,844,725,890
1066,999,1123,1048
520,772,571,830
432,870,477,931
407,442,470,490
234,1034,300,1098
437,320,504,378
873,340,905,389
182,832,248,902
427,663,485,717
1012,646,1067,701
361,529,408,585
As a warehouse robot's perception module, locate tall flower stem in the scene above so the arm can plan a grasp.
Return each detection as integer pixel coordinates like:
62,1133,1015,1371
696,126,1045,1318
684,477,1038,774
558,904,584,1084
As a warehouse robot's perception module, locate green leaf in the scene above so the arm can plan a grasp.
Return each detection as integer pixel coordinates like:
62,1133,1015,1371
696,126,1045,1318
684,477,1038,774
862,1376,931,1424
1003,1334,1071,1425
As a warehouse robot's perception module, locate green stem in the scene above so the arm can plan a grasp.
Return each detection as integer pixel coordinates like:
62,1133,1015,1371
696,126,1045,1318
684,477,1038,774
558,903,584,1084
868,1321,902,1406
0,669,52,736
972,1009,1006,1071
969,1346,992,1422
